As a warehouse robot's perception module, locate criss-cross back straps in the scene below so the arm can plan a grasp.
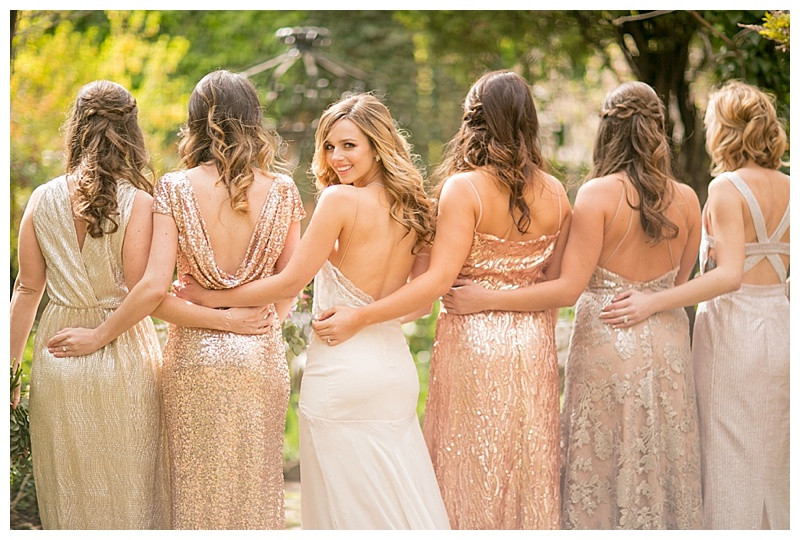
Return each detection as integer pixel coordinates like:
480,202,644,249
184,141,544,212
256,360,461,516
600,181,634,267
724,171,790,281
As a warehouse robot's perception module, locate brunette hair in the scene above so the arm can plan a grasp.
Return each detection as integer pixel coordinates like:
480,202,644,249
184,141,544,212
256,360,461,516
592,81,678,243
64,80,152,238
312,93,434,252
435,70,545,234
705,80,787,175
178,70,285,214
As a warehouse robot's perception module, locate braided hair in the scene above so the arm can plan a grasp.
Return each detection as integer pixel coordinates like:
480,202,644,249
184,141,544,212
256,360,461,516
64,80,152,238
435,70,545,234
591,81,678,243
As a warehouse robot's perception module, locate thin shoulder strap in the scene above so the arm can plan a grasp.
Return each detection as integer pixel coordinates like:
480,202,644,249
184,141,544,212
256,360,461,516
463,177,483,232
555,181,564,229
600,181,633,267
337,189,361,269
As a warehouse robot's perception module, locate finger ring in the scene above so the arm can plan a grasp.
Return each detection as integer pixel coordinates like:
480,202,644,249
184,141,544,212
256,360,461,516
327,338,332,344
623,315,628,324
62,346,67,352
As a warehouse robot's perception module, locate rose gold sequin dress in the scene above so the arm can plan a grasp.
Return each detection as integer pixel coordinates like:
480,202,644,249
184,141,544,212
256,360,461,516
693,172,789,529
423,231,562,529
561,265,703,529
299,260,450,529
29,176,169,529
153,171,305,529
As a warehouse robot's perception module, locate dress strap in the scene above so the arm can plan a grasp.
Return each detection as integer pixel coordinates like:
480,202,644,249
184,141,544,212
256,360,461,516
464,177,483,232
600,181,633,267
337,189,361,269
725,172,770,241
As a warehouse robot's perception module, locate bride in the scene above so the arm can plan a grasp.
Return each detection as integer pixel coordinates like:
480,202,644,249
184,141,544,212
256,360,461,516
177,93,450,529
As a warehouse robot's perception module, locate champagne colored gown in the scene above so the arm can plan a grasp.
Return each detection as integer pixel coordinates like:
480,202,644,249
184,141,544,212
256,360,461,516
692,171,790,529
560,195,703,529
422,182,563,529
152,171,305,529
298,259,450,529
29,176,169,529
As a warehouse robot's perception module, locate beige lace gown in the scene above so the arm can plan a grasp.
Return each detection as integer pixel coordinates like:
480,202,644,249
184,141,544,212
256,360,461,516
153,171,305,529
561,261,703,527
423,230,563,529
693,171,789,529
29,176,169,529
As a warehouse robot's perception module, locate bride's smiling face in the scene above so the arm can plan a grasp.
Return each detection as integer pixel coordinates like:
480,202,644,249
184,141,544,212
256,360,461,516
324,118,381,187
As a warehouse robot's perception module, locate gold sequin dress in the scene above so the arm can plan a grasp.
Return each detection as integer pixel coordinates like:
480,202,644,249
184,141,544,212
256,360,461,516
561,266,703,529
299,260,450,529
693,172,789,529
152,171,305,529
29,176,169,529
423,231,562,529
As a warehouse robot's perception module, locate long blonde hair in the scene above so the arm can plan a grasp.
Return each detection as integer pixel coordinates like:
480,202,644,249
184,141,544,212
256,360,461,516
311,94,434,253
592,81,678,243
705,80,787,175
435,70,545,234
64,80,152,238
178,70,285,214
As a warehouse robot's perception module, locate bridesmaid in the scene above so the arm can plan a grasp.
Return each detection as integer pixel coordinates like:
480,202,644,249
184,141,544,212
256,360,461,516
314,71,571,529
9,80,267,529
176,93,449,529
443,81,704,529
602,80,789,529
47,71,303,529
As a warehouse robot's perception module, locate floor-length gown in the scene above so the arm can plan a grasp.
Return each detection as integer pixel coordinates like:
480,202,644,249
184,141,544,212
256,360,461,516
423,226,563,529
560,209,703,529
692,171,789,529
29,176,169,529
298,260,450,529
153,171,304,529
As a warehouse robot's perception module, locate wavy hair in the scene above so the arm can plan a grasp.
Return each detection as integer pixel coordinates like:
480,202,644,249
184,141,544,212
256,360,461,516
592,81,678,243
705,80,788,175
435,70,545,234
178,70,285,214
64,80,152,238
311,94,434,253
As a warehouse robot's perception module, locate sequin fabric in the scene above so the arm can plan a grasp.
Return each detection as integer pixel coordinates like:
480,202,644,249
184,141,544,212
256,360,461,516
29,176,169,529
561,266,703,529
153,171,305,529
423,231,562,529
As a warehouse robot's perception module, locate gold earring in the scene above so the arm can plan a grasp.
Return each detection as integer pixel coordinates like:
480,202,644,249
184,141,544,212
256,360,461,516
375,155,381,162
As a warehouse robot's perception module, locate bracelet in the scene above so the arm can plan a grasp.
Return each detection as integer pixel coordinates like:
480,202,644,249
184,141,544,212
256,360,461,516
224,309,232,330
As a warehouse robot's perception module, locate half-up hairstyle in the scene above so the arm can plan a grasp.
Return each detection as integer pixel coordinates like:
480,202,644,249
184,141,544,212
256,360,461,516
592,81,678,243
311,94,434,253
64,80,152,238
435,70,545,234
705,80,787,175
178,70,285,214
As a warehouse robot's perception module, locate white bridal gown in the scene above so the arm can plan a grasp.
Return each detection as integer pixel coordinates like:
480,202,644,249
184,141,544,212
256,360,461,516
298,260,450,530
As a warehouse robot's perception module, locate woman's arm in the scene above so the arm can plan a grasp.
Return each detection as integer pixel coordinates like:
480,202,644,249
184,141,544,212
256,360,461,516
601,178,745,328
9,187,47,408
175,186,347,309
441,179,603,315
399,245,433,324
311,173,480,344
272,220,302,321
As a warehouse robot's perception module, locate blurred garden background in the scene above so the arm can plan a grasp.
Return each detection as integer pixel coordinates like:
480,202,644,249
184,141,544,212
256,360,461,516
9,10,789,529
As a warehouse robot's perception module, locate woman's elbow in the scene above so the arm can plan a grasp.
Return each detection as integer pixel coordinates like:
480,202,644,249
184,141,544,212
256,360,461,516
135,276,169,305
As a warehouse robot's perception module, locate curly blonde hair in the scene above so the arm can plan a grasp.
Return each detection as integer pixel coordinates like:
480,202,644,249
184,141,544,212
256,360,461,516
311,94,434,253
705,80,788,175
592,81,678,243
64,80,152,238
435,71,546,234
178,70,285,214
